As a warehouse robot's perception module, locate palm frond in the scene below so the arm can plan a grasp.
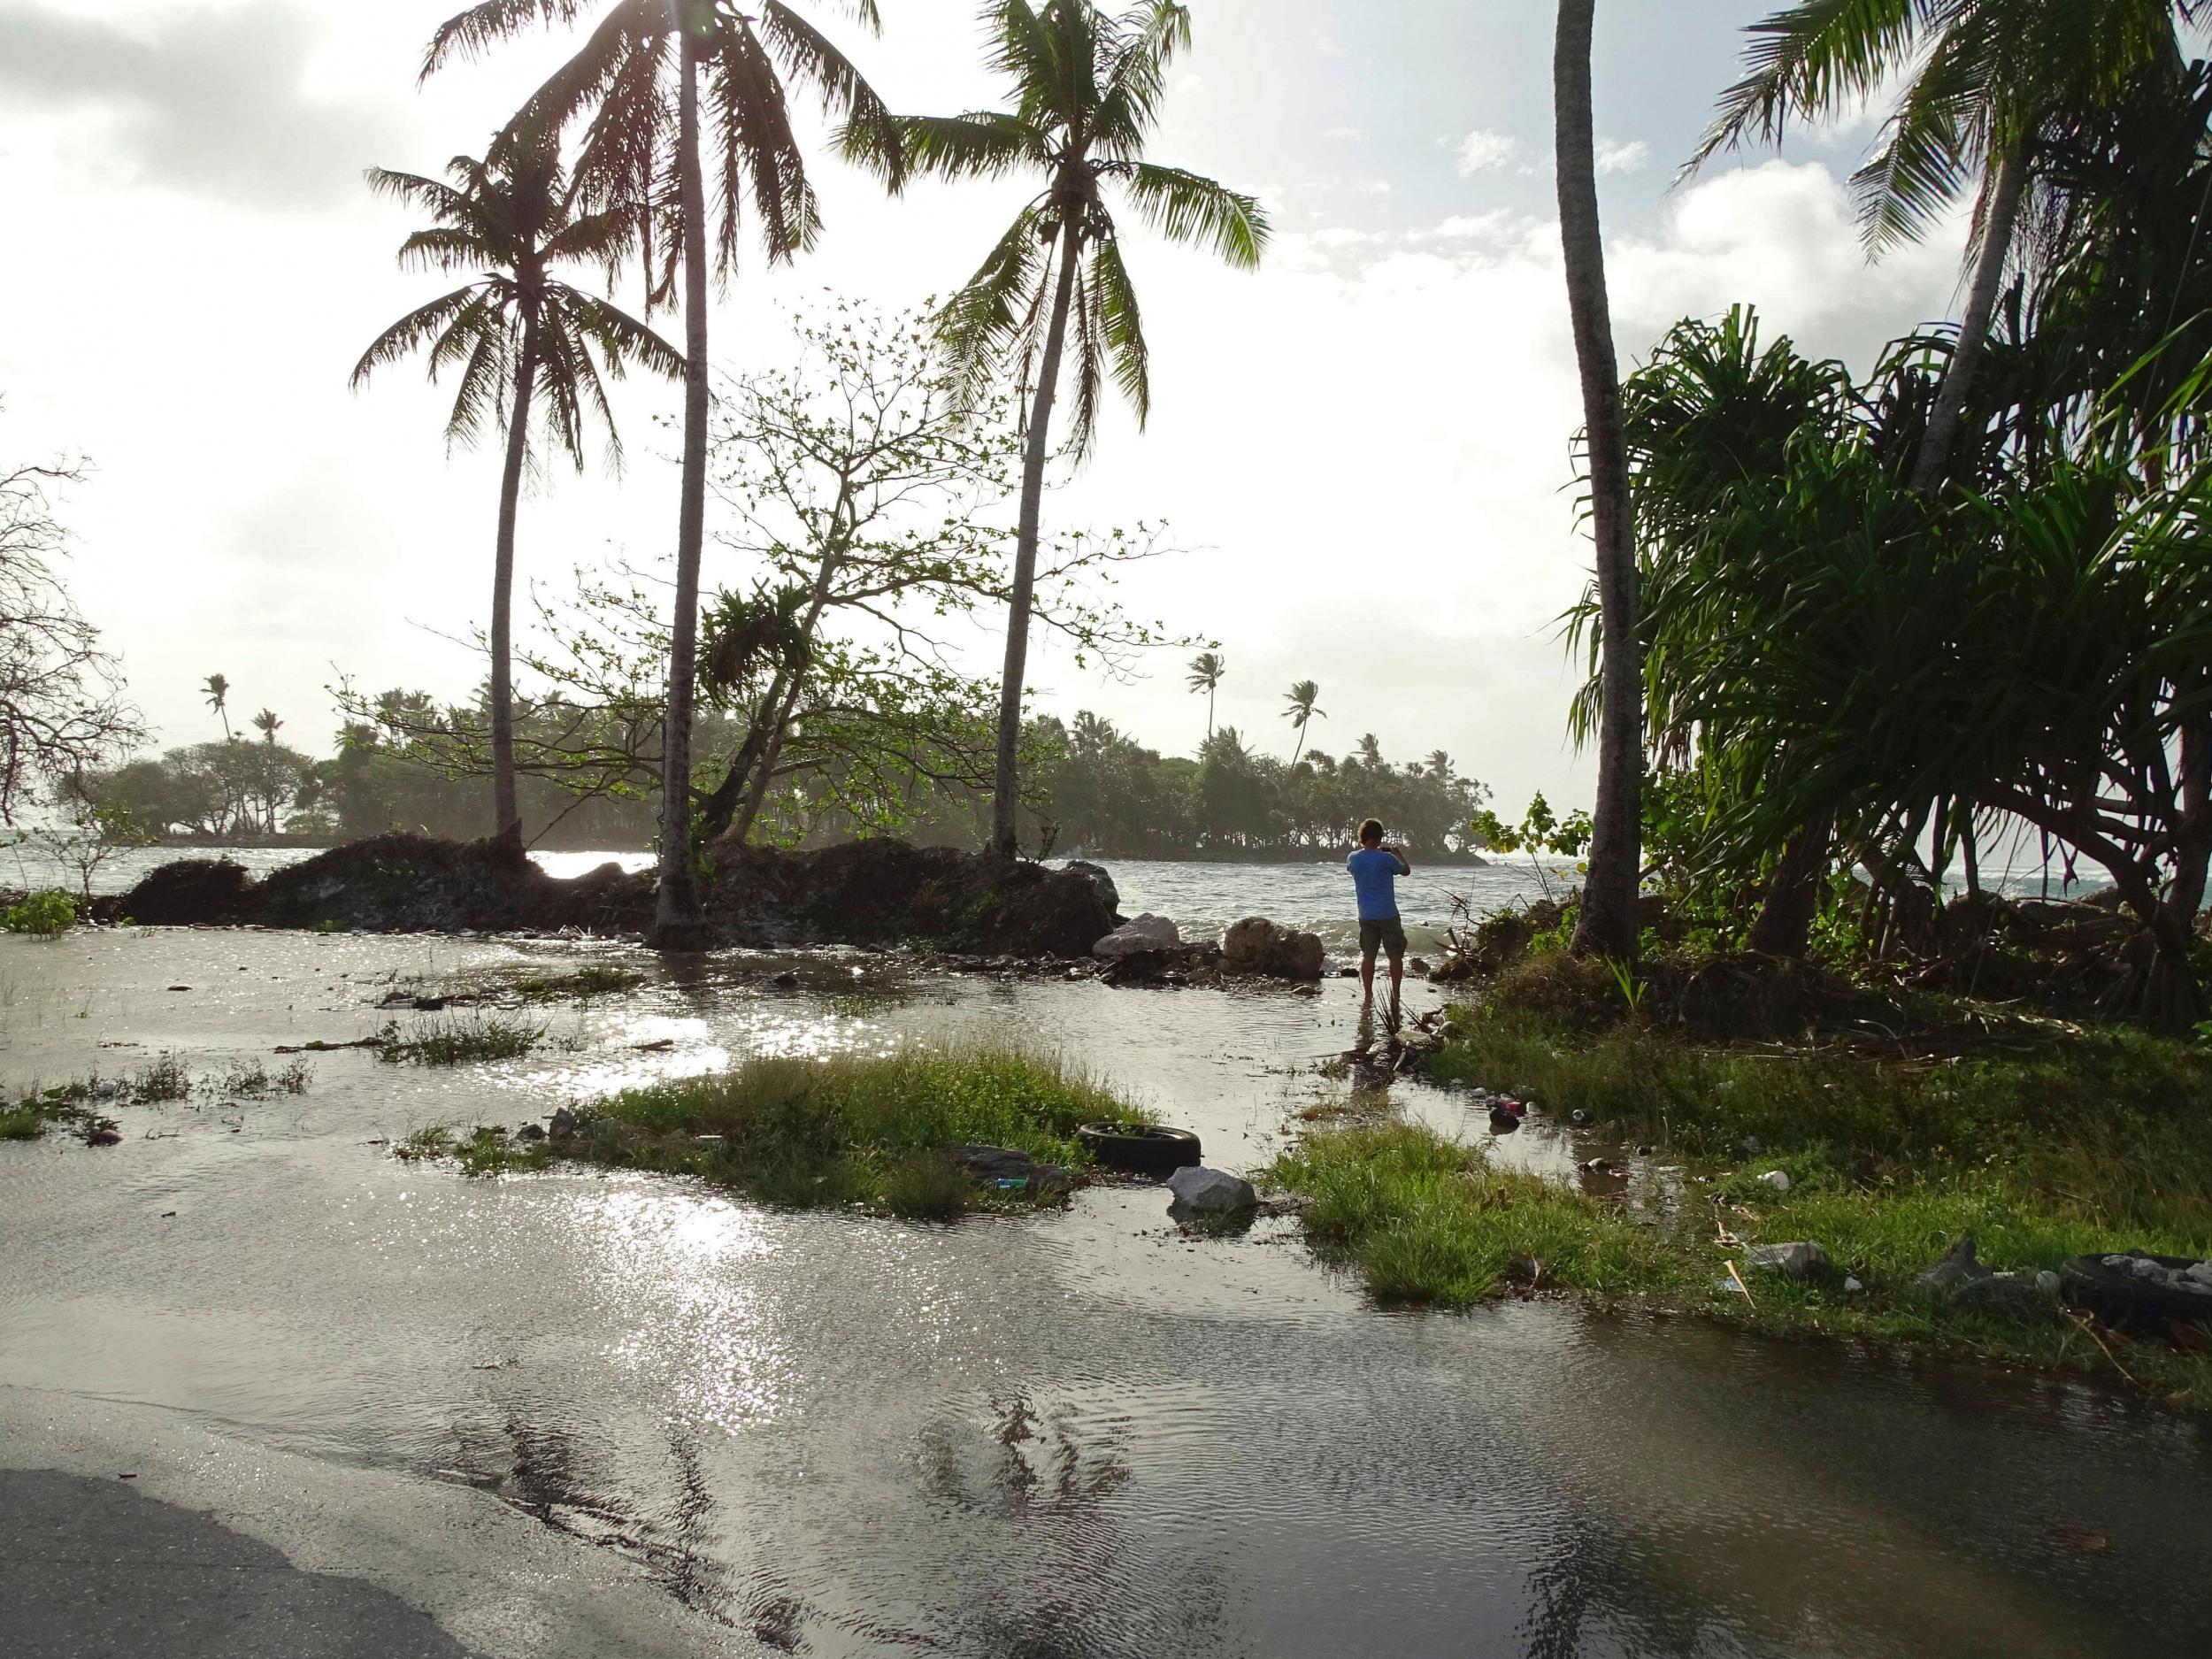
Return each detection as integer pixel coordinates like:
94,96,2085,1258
1090,229,1149,427
395,227,494,273
713,21,821,271
561,288,687,381
937,202,1054,408
1688,0,1929,169
1093,1,1191,154
349,285,485,389
870,111,1040,180
1849,26,1983,251
444,311,516,450
1121,163,1267,266
757,1,903,187
364,166,471,219
1064,229,1102,459
422,0,593,80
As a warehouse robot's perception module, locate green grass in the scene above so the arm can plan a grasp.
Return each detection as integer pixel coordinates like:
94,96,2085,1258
568,1048,1143,1218
1270,1000,2212,1411
199,1058,313,1099
374,1014,545,1066
0,1055,222,1142
395,1124,552,1176
2,890,76,936
505,964,645,1002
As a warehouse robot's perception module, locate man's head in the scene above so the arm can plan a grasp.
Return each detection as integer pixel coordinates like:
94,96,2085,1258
1358,818,1384,848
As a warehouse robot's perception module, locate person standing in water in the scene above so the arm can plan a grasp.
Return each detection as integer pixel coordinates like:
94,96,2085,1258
1348,818,1410,1013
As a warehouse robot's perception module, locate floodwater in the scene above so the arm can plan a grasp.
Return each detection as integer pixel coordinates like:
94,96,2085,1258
4,926,2209,1659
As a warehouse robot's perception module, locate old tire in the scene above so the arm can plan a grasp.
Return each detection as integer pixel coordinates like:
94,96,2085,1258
1076,1122,1201,1179
2059,1252,2212,1334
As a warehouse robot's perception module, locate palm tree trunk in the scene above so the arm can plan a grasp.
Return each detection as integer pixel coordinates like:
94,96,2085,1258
1909,142,2029,495
650,29,712,950
489,301,540,855
1746,813,1831,957
729,672,808,846
1555,0,1642,961
1207,687,1215,741
988,217,1080,859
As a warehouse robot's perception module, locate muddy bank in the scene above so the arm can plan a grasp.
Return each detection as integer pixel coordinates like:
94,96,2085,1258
109,834,1116,956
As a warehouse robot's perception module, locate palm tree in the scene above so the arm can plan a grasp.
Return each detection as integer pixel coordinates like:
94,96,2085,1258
1187,650,1226,741
1557,0,1641,961
1687,0,2198,493
353,135,680,852
850,1,1268,857
421,0,902,945
252,710,283,745
203,674,233,742
1282,679,1325,764
1426,749,1453,782
1356,733,1384,769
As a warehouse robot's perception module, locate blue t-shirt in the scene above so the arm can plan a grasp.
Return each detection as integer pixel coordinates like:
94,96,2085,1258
1348,848,1403,921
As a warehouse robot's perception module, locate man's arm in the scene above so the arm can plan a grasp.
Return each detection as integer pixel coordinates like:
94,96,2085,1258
1391,845,1412,875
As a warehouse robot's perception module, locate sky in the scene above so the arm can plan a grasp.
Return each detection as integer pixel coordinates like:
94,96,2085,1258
0,0,1975,817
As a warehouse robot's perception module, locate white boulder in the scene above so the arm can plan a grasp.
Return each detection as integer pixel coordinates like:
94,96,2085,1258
1165,1165,1259,1214
1093,913,1180,959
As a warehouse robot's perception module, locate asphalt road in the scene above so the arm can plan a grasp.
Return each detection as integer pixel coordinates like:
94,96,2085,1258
0,1469,479,1659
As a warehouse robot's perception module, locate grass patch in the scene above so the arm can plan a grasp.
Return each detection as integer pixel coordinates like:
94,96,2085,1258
506,964,645,1002
2,890,76,936
0,1055,232,1142
1278,999,2212,1409
199,1058,313,1099
394,1124,552,1176
374,1014,545,1066
568,1048,1143,1218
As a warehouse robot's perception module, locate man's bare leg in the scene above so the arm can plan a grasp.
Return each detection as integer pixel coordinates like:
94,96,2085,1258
1389,955,1404,1020
1360,951,1377,1003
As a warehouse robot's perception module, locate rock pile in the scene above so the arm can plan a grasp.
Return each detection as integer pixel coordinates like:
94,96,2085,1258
1221,917,1325,980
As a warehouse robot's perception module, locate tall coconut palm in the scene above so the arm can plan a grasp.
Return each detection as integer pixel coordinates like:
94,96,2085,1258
251,710,283,745
849,1,1268,857
421,0,902,944
1282,679,1325,764
1187,650,1225,741
1557,0,1641,961
202,674,233,742
1687,0,2199,493
1356,733,1384,770
1426,749,1453,782
353,137,680,852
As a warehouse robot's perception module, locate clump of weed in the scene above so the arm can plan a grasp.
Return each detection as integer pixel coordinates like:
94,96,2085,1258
197,1057,314,1099
391,1123,551,1177
133,1054,192,1102
374,1014,545,1066
507,964,644,1002
2,890,76,937
568,1048,1143,1217
393,1125,454,1161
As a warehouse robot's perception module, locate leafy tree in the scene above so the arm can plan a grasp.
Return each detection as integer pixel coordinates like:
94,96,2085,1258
1688,0,2200,491
849,0,1267,857
1555,0,1641,961
1282,680,1325,764
421,0,904,945
352,136,679,850
1186,651,1225,741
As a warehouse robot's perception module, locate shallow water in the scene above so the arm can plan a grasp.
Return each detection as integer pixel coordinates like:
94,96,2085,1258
3,929,2208,1658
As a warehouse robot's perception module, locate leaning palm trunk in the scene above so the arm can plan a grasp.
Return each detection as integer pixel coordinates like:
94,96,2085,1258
989,219,1081,860
1747,812,1832,957
1909,143,2030,495
489,302,541,852
1555,0,1642,960
651,33,712,949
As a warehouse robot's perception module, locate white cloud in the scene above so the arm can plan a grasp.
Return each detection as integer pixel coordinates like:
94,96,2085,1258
1594,138,1651,175
1315,34,1346,57
1173,72,1203,96
1357,179,1394,196
1321,125,1364,142
1455,129,1520,176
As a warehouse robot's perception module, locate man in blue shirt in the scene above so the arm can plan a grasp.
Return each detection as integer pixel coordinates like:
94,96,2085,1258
1347,817,1411,1011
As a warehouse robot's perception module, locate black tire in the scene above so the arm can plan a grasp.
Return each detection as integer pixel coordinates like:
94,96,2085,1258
2059,1251,2212,1334
1076,1121,1202,1179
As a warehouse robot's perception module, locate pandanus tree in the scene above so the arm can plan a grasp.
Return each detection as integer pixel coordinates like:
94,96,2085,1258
1186,650,1225,741
849,0,1268,857
1282,679,1324,764
1688,0,2200,493
352,138,680,851
1555,0,1641,961
420,0,902,944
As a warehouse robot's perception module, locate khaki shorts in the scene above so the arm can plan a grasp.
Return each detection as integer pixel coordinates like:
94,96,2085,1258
1359,917,1408,961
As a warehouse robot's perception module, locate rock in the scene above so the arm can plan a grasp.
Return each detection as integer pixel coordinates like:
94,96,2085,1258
1738,1135,1763,1157
1570,1109,1592,1128
1913,1237,1991,1296
1757,1170,1791,1194
1747,1240,1828,1279
1220,917,1325,981
2035,1270,2062,1298
85,1126,123,1148
1952,1271,2055,1322
945,1144,1071,1195
549,1107,582,1139
1061,861,1121,920
1164,1165,1260,1214
517,1123,547,1142
1842,1276,1864,1294
2187,1261,2212,1290
1094,913,1180,959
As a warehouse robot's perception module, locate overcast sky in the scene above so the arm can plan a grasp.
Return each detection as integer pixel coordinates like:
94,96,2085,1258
0,0,1970,815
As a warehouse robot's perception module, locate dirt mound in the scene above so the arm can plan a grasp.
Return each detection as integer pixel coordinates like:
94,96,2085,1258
119,858,258,926
707,840,1113,956
116,835,1109,956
